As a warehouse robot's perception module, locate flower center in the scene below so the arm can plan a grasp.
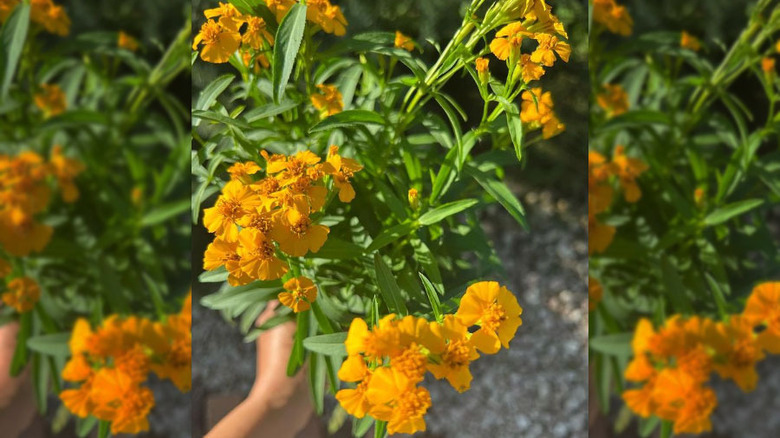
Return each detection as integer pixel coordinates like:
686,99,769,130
217,199,242,221
396,386,431,418
481,301,507,331
201,21,222,45
393,345,428,382
247,214,273,234
252,240,276,260
442,340,471,367
290,216,311,237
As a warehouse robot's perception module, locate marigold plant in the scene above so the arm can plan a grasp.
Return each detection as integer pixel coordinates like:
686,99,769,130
589,0,780,436
193,0,573,435
0,1,191,436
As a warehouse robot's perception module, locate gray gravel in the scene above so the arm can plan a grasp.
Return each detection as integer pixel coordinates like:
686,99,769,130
192,186,589,438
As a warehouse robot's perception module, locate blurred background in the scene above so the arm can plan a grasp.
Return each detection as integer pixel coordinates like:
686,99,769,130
192,0,588,437
589,0,780,437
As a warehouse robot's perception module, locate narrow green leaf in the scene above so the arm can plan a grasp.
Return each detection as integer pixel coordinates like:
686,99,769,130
76,416,98,437
374,420,387,438
308,109,385,133
287,310,308,375
703,199,764,226
365,221,417,253
1,3,30,99
10,311,31,376
659,420,673,438
272,3,307,103
198,266,229,283
141,198,190,226
27,333,70,357
97,420,111,438
195,74,234,111
373,254,409,315
309,353,326,414
466,165,527,229
418,199,479,226
639,416,660,437
589,333,632,356
704,273,729,320
419,273,443,323
504,108,524,162
302,332,347,356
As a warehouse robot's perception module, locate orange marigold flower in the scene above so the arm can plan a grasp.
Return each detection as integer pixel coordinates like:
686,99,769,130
743,282,780,354
227,161,262,184
34,83,67,118
588,217,615,254
31,0,70,36
278,276,318,312
266,0,296,22
118,31,139,51
520,88,555,125
2,276,40,313
345,315,403,360
324,145,363,203
530,33,571,67
592,0,633,36
365,367,431,435
204,1,245,31
237,228,289,280
705,315,764,392
311,84,344,116
427,315,479,392
193,19,241,64
307,0,348,36
203,237,254,286
50,145,84,202
394,31,414,51
203,180,262,241
270,207,329,257
652,368,717,435
588,276,602,312
762,57,776,75
611,145,648,202
243,16,274,49
596,83,629,118
455,281,523,354
519,54,545,83
90,368,155,434
407,188,419,210
681,31,701,51
489,22,531,61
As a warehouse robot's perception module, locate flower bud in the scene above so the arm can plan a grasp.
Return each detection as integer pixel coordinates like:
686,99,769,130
408,188,420,210
475,57,490,84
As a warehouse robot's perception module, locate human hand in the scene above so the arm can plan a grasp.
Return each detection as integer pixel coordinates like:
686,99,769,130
0,322,36,437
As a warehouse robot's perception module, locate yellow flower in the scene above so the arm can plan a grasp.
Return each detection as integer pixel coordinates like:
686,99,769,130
311,83,344,116
2,276,40,313
475,57,490,83
592,0,633,36
427,315,479,392
204,2,245,31
324,145,363,202
193,19,241,64
203,180,262,241
489,22,531,61
611,145,648,202
345,315,403,360
530,33,570,67
31,0,70,36
743,282,780,353
203,237,254,286
519,54,545,83
680,31,701,51
596,83,629,118
705,316,764,392
278,276,318,312
90,368,155,434
266,0,296,22
520,88,554,124
542,115,565,139
270,207,329,257
148,297,192,393
243,16,274,49
118,31,139,51
49,145,84,203
588,217,615,254
237,229,289,281
652,368,717,435
455,281,523,354
335,355,373,418
365,367,431,435
307,0,348,36
762,57,776,75
227,161,262,184
34,83,67,118
394,31,414,51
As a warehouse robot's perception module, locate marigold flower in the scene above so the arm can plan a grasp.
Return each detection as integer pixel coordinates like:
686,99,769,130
193,19,241,64
243,16,274,49
30,0,70,36
596,83,629,118
530,33,571,67
118,31,139,51
611,145,648,202
694,187,705,206
237,229,289,280
335,355,373,418
278,276,318,312
455,281,522,354
743,282,780,353
592,0,633,36
542,115,565,139
90,368,155,434
34,83,67,118
519,54,545,83
427,315,479,392
762,57,776,75
680,31,701,51
705,316,764,392
2,276,40,312
49,145,84,202
490,22,531,61
588,276,602,312
266,0,296,22
652,368,717,435
365,367,432,435
345,316,403,360
311,84,344,116
520,88,555,124
203,180,262,241
227,161,262,184
203,237,253,286
588,217,615,254
307,0,348,36
394,31,414,51
270,207,329,257
204,1,244,31
324,145,363,203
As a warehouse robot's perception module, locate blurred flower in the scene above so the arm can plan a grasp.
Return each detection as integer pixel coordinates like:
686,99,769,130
311,84,344,116
90,368,155,434
694,187,705,206
266,0,296,23
407,188,420,210
2,276,40,312
596,83,628,118
335,355,373,418
653,368,717,434
455,281,522,354
588,276,602,311
520,88,554,124
394,31,414,51
307,0,348,36
34,83,67,118
49,145,85,203
30,0,71,36
192,19,241,64
762,57,775,76
118,31,139,51
681,31,701,51
278,276,318,312
588,217,615,254
705,316,764,392
531,33,571,67
475,57,490,84
612,145,648,202
519,54,545,83
743,282,780,354
592,0,633,36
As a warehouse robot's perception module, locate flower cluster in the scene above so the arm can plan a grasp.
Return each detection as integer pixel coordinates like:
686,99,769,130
336,281,522,435
202,147,363,288
596,83,628,118
59,293,192,434
0,0,70,36
487,5,570,139
587,146,647,255
623,282,780,435
592,0,633,36
34,83,67,118
193,0,347,65
0,147,83,257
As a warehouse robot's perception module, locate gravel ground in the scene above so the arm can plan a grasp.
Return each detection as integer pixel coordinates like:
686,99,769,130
192,185,589,438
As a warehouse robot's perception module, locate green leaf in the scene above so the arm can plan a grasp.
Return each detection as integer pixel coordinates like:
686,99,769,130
374,420,387,438
639,416,660,437
140,198,190,226
195,74,234,111
306,237,365,260
287,310,308,375
198,266,229,283
27,333,70,357
503,105,524,162
467,165,527,229
703,199,764,226
418,199,479,226
589,333,632,356
704,273,729,320
365,221,417,253
10,311,31,376
1,3,30,100
309,353,327,414
272,3,307,103
97,420,111,438
302,332,348,356
308,109,385,133
373,253,409,315
659,420,673,438
76,416,98,437
419,273,443,323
